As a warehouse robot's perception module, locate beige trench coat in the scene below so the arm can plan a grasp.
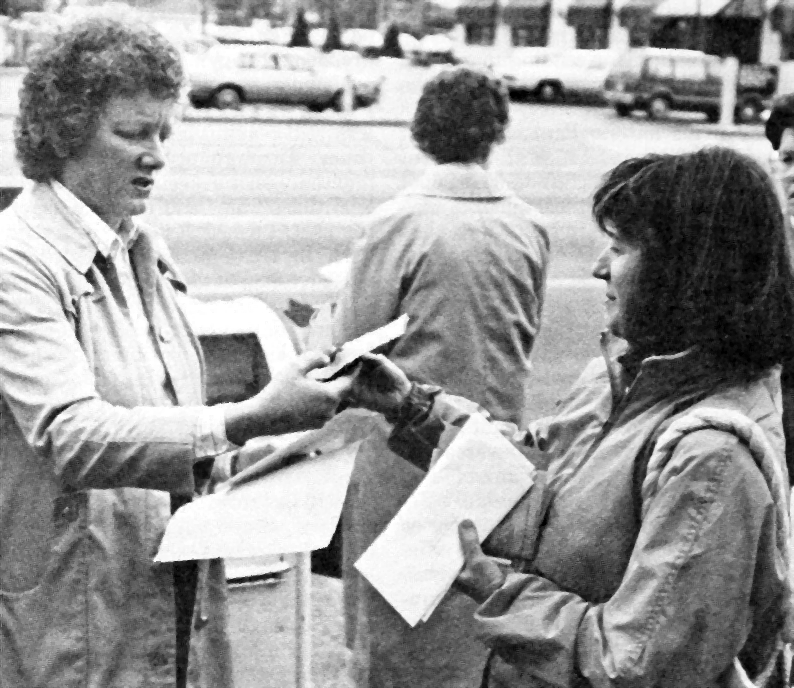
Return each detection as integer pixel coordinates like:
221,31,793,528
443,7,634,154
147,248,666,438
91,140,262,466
0,184,232,688
335,163,550,688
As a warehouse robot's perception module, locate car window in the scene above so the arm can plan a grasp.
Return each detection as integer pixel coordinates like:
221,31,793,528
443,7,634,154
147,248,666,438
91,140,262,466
237,51,278,70
673,58,707,81
279,52,315,71
646,57,673,79
706,58,723,79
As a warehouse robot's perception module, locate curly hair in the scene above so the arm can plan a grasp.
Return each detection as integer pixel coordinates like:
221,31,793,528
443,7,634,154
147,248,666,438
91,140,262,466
592,146,794,378
410,66,509,164
14,11,185,182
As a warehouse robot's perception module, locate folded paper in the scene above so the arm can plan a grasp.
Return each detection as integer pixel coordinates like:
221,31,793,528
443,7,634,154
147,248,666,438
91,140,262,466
310,313,409,381
155,435,363,561
355,413,536,626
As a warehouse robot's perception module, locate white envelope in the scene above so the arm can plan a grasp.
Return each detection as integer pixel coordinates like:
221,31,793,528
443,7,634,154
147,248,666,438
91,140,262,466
155,440,361,561
354,414,535,627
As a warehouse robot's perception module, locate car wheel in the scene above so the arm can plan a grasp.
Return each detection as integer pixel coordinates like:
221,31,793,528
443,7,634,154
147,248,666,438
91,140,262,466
614,104,632,117
212,87,242,110
647,96,670,120
735,98,761,124
537,82,562,103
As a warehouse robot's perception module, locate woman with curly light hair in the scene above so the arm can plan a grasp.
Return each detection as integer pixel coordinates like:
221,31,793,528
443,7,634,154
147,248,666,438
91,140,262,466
336,66,550,688
1,12,352,688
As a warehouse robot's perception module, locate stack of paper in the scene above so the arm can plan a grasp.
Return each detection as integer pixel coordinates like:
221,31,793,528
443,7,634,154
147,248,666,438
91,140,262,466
154,436,362,562
355,414,536,626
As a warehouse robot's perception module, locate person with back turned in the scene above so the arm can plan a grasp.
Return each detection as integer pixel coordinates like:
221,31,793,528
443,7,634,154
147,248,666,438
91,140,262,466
335,66,550,688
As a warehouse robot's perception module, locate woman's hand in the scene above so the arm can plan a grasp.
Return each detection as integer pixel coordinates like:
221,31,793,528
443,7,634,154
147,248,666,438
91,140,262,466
455,520,507,603
346,353,412,417
224,351,354,445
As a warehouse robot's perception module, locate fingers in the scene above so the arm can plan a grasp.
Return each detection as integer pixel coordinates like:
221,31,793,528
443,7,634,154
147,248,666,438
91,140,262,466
295,350,332,374
458,519,483,563
324,371,356,399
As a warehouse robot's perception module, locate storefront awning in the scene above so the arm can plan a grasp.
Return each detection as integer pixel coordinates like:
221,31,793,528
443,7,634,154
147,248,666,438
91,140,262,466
615,0,665,27
654,0,762,17
456,0,498,24
566,0,611,25
503,0,551,24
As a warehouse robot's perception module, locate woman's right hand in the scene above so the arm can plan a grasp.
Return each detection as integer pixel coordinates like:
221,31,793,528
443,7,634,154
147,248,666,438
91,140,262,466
224,351,354,445
345,353,412,418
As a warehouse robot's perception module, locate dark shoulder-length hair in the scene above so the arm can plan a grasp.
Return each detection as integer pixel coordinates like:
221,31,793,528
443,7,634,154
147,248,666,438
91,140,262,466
410,66,509,165
593,146,794,377
14,11,184,183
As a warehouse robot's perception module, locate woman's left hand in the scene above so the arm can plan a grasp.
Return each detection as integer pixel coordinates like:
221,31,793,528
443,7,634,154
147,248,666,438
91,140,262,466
456,519,507,603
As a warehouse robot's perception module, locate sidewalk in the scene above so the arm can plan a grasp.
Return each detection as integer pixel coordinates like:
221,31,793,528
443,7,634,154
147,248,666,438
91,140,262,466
229,570,351,688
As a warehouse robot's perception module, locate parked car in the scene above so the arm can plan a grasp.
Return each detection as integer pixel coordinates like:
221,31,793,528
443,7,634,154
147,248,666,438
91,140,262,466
603,47,778,123
411,33,459,66
186,44,383,111
342,28,383,58
492,48,620,102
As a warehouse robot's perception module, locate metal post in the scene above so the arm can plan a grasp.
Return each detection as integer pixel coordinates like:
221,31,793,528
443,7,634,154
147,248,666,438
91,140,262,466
295,552,312,688
695,0,702,50
719,55,739,127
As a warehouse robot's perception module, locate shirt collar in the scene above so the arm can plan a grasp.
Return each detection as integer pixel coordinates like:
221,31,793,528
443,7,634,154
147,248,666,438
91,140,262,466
401,162,514,200
50,180,140,257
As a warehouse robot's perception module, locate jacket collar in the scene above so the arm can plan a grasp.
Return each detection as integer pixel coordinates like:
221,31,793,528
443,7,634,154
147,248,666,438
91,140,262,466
11,182,161,278
599,331,729,407
401,162,514,200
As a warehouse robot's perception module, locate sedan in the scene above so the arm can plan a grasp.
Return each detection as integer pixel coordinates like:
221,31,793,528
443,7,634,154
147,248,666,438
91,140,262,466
186,45,383,111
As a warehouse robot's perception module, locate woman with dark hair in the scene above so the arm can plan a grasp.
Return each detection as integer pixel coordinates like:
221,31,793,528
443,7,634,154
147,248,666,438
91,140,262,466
0,12,351,688
336,65,550,688
350,146,794,688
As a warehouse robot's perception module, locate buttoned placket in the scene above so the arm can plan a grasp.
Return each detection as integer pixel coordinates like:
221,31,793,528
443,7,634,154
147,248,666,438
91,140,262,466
112,236,172,404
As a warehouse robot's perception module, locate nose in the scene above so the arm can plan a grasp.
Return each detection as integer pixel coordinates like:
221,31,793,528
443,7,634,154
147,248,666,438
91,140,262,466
592,246,610,281
138,137,166,171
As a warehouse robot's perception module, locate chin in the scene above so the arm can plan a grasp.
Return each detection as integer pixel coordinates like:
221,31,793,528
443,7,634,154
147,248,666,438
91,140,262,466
128,202,147,217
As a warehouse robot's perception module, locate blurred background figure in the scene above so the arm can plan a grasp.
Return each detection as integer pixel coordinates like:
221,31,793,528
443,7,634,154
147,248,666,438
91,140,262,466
766,92,794,221
0,12,349,688
335,66,550,688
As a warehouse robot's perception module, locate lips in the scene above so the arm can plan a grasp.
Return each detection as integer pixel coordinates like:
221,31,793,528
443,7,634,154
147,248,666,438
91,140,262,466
132,176,153,191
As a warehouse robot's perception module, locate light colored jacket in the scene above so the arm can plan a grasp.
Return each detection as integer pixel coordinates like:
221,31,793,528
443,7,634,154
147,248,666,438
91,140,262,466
0,184,232,688
336,162,550,688
389,337,791,688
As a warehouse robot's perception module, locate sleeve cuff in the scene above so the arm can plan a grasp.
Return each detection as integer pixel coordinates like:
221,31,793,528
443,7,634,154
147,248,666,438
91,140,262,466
194,405,237,460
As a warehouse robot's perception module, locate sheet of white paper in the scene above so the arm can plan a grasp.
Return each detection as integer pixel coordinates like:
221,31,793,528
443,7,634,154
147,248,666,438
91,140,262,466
155,441,361,562
310,313,409,381
355,414,535,627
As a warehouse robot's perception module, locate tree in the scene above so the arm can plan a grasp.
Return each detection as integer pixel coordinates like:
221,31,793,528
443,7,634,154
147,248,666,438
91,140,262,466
289,8,311,47
322,14,342,52
380,22,403,58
